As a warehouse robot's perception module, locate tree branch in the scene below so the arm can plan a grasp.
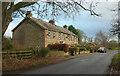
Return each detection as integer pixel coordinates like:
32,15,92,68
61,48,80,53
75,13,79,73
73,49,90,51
75,2,101,16
12,2,36,12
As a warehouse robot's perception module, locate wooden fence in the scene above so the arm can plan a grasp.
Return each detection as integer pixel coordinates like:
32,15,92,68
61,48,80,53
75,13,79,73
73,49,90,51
2,50,33,59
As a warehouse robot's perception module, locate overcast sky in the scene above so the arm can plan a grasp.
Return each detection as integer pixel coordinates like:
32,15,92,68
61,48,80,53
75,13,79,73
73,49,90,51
4,1,118,40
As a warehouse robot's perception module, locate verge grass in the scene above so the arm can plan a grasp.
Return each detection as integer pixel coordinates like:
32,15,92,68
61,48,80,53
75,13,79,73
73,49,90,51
112,52,120,71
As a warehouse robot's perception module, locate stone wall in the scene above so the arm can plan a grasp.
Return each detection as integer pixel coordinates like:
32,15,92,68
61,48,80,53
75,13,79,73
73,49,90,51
45,30,78,47
12,19,44,49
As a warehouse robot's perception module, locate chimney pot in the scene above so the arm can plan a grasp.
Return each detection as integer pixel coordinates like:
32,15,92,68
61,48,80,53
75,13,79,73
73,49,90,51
63,25,68,29
49,19,55,25
26,11,32,17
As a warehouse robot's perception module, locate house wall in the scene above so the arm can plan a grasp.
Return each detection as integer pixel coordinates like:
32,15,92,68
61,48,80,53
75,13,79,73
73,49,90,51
45,30,78,47
12,19,44,49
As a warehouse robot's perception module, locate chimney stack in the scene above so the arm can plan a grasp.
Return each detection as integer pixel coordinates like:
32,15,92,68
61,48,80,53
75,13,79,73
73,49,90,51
26,11,32,17
49,19,55,25
63,25,68,29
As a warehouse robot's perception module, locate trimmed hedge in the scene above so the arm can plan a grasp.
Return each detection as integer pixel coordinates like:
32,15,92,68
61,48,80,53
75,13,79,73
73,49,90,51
47,43,69,52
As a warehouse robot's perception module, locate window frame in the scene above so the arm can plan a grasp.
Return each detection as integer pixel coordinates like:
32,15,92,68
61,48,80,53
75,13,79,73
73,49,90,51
53,31,56,38
62,33,64,40
59,32,61,39
48,31,51,38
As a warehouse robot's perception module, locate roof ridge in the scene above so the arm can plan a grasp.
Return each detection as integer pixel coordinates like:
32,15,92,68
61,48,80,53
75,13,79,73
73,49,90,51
31,17,53,25
30,17,76,36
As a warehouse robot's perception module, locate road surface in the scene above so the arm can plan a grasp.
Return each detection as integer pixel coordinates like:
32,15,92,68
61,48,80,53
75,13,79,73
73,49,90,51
23,50,118,74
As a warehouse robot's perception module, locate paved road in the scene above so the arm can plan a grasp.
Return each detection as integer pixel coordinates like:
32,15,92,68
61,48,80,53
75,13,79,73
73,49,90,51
24,50,118,74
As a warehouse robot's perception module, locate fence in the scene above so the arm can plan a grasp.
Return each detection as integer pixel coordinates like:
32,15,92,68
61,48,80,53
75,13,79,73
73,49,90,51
2,50,33,59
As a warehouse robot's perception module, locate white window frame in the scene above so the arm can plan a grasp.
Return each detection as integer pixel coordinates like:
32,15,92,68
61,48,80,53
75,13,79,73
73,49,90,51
62,34,64,40
48,31,51,38
59,32,61,39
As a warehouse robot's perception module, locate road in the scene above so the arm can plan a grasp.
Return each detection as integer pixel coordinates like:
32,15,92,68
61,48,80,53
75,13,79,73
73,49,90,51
23,50,118,74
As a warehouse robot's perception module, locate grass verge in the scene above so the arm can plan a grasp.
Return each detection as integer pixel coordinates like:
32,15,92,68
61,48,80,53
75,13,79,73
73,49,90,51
111,52,120,72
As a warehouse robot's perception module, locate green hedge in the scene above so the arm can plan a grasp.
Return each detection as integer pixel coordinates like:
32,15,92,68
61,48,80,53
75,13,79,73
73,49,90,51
37,47,50,57
69,47,77,51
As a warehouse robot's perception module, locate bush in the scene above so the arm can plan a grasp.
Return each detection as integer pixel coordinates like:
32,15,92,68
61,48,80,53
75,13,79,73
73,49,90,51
47,43,69,52
37,47,50,57
79,47,86,51
69,46,80,55
2,37,13,50
69,47,77,51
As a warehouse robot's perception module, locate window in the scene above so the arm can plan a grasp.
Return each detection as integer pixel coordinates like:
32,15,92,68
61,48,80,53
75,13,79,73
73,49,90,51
62,34,64,40
74,36,76,41
48,31,51,38
53,32,56,38
59,32,61,39
71,36,72,41
67,34,70,41
76,37,78,42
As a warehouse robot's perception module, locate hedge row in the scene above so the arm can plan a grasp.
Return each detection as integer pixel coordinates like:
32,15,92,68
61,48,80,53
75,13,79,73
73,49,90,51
47,44,69,52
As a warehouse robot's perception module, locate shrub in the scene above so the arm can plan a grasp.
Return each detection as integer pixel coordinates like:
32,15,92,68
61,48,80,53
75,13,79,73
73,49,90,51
69,47,76,51
2,37,14,50
79,47,86,51
69,46,80,55
69,47,79,51
37,47,50,57
47,43,69,52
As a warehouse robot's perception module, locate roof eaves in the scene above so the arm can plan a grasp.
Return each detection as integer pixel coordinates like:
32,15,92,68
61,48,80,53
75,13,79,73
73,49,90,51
12,18,27,32
29,17,47,30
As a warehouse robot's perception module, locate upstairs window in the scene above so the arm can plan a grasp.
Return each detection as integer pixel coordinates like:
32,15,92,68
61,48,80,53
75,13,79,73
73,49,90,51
59,32,61,39
74,36,76,41
62,34,64,40
53,32,56,38
71,36,72,41
48,31,51,38
67,34,70,41
76,37,78,42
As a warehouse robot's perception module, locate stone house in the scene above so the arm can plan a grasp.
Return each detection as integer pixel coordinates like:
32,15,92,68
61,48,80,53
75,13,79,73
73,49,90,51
12,11,78,49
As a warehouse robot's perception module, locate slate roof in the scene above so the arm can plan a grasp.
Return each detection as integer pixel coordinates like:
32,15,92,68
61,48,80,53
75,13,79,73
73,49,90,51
13,17,76,36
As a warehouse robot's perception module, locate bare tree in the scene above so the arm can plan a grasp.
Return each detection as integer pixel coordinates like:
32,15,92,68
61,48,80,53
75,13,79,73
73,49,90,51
95,30,108,46
76,29,84,45
87,37,93,43
83,35,88,45
2,0,100,36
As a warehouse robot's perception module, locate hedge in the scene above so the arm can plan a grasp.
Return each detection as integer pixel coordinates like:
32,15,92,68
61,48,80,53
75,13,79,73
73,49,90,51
69,46,79,51
37,47,50,57
47,43,69,52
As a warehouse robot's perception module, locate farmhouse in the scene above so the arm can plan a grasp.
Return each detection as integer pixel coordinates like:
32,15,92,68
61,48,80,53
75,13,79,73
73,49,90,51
12,11,78,49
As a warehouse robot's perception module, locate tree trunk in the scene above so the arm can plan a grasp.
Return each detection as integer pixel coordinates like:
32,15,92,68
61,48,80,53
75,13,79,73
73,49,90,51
2,2,13,36
118,33,120,48
2,12,13,36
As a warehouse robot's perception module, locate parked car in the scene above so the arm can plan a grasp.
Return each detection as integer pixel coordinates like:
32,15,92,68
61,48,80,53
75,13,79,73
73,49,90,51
97,47,107,53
